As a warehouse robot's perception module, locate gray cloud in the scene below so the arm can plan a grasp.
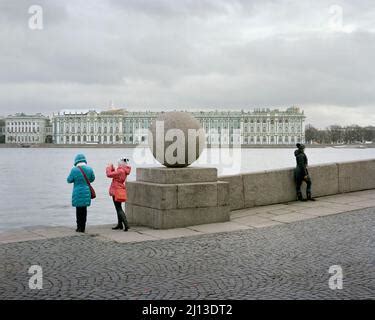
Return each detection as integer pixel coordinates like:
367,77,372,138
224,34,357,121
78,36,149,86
0,0,374,127
109,0,245,18
0,0,67,25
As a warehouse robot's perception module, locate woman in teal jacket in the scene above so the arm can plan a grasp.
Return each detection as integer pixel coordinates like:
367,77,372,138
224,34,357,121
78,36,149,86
67,154,95,232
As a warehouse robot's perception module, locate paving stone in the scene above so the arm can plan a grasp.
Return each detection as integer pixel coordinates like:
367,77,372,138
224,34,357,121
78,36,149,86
255,212,278,219
1,208,375,300
285,201,324,209
187,222,252,233
268,208,297,215
249,204,290,212
230,208,260,219
271,212,315,223
318,195,366,205
25,227,77,238
292,207,340,217
315,202,361,211
232,215,284,228
138,228,203,239
0,230,45,244
96,231,158,243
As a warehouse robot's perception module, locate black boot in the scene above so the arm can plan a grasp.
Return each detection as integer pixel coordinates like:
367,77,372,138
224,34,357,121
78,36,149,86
123,222,129,232
112,224,123,230
121,213,129,232
307,192,316,201
297,192,305,201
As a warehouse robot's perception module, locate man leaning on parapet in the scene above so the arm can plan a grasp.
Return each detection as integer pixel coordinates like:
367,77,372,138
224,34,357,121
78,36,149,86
294,143,316,202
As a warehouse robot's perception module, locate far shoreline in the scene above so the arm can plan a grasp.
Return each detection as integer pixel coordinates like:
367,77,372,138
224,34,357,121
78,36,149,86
1,143,374,149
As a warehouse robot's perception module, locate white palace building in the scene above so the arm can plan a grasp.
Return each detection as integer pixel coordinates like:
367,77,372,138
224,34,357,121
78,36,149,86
4,113,52,144
51,107,305,145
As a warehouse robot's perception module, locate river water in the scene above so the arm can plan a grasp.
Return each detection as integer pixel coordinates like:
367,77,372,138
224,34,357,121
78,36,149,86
1,147,374,231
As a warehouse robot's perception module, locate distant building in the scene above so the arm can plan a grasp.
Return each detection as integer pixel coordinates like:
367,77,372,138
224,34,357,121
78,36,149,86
240,107,305,145
5,113,51,144
0,118,5,143
52,109,143,144
52,107,305,145
45,120,53,143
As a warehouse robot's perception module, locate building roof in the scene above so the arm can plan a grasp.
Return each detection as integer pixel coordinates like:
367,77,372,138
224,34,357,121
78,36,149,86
6,113,48,119
58,109,100,115
100,109,127,115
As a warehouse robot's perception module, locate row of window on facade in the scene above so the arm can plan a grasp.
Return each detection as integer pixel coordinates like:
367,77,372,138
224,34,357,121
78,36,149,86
56,118,299,127
59,125,301,135
57,117,296,124
242,126,302,133
7,127,40,133
7,136,40,143
58,134,301,144
210,135,301,143
198,117,297,124
243,118,296,124
62,127,121,134
56,119,151,128
204,125,301,133
56,118,151,123
59,125,150,134
8,121,40,126
61,135,146,143
200,121,241,128
244,136,300,143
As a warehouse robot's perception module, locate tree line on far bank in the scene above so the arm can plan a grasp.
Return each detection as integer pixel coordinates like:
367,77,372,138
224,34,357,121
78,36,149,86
305,124,375,144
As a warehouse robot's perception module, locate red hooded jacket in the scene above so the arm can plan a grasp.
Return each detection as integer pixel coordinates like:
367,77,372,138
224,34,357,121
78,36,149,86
106,164,131,198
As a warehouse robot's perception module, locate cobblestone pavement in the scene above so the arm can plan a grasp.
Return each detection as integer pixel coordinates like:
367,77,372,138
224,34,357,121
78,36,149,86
1,208,375,300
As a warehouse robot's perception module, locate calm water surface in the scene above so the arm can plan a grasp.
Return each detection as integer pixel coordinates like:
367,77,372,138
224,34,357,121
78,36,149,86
1,147,374,231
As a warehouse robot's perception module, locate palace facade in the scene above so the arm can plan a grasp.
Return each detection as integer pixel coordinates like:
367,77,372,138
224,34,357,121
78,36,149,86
0,118,5,143
4,113,52,144
51,107,305,145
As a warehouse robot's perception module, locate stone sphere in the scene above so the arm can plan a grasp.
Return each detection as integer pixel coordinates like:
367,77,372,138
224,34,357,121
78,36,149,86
149,111,206,167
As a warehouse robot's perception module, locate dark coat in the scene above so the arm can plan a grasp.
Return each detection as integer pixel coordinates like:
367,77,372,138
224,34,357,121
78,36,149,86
294,149,309,180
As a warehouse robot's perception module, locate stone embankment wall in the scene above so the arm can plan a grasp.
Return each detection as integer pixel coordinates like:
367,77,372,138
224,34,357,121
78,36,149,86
219,159,375,210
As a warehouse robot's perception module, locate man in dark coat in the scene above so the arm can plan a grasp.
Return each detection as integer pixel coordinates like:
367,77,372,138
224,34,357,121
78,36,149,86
294,143,315,201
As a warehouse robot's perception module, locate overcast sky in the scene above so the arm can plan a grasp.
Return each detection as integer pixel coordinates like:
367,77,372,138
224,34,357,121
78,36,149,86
0,0,374,128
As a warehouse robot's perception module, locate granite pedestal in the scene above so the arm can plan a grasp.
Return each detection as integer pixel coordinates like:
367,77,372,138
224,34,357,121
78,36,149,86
126,167,230,229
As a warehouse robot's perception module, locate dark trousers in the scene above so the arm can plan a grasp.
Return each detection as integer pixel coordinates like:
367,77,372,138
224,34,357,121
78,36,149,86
296,176,312,195
113,197,129,228
76,207,87,232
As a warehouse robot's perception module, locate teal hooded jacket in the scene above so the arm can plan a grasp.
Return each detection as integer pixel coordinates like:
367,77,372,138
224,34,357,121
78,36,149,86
67,154,95,207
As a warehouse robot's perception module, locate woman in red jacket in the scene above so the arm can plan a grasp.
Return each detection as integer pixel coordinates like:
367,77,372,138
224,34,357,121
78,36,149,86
106,158,131,231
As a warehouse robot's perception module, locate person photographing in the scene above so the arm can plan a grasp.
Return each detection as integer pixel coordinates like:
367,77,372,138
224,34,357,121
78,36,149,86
67,154,96,233
106,158,131,231
294,143,315,202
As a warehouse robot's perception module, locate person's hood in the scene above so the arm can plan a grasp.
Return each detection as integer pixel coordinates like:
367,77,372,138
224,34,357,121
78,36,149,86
118,159,127,167
74,154,87,166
